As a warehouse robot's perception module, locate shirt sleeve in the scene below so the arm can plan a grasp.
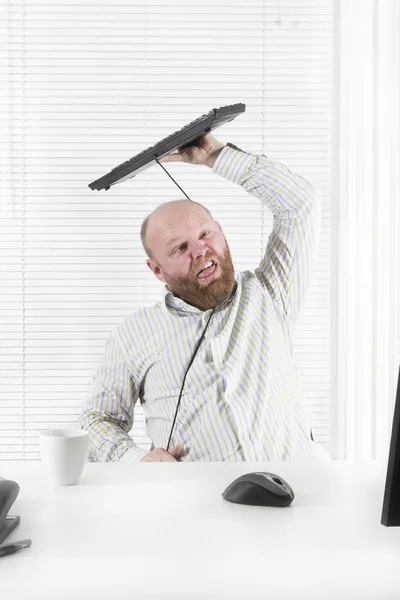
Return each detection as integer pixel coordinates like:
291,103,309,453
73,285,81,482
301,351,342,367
212,143,321,329
79,332,149,462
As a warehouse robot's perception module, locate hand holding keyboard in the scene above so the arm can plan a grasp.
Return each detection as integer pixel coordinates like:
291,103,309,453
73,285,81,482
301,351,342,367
88,103,246,191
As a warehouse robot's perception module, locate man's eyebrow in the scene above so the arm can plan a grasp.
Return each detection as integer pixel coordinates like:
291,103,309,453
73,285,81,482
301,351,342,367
166,236,183,248
166,223,207,248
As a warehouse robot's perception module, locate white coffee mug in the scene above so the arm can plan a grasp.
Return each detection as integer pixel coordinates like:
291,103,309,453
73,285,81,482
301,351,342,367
39,429,89,486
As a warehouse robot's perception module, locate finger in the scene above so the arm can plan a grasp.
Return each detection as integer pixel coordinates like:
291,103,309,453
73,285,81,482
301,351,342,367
141,455,153,462
159,153,184,163
171,443,184,453
169,444,184,457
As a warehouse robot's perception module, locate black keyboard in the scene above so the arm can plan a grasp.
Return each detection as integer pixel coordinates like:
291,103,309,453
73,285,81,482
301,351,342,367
88,103,246,191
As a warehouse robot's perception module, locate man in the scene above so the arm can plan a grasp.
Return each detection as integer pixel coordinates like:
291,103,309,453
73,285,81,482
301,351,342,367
79,134,330,462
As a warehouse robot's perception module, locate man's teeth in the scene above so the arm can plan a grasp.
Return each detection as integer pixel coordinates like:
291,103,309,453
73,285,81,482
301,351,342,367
200,261,214,273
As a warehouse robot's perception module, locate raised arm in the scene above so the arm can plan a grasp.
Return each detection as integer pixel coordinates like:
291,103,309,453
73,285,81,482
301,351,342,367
213,143,321,329
161,134,321,329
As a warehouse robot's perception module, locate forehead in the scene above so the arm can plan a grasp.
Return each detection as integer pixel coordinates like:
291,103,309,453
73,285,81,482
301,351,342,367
165,219,210,248
151,205,212,247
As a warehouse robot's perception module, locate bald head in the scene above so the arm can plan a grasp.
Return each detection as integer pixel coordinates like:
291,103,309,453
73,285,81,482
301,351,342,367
141,199,213,261
142,199,235,311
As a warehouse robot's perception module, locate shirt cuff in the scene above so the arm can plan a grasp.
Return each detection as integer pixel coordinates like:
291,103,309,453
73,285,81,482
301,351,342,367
120,446,150,462
212,143,255,185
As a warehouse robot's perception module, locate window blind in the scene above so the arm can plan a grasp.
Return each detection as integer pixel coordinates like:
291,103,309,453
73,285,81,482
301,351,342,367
0,0,333,460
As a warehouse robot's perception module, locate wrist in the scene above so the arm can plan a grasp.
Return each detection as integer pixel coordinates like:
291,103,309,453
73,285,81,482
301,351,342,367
205,143,226,168
121,446,150,462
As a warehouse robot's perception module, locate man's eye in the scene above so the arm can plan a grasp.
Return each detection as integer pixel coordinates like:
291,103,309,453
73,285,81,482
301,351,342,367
174,232,210,254
173,244,186,254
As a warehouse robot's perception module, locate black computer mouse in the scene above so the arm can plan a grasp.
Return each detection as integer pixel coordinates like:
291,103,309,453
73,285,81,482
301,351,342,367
222,472,294,507
0,478,20,524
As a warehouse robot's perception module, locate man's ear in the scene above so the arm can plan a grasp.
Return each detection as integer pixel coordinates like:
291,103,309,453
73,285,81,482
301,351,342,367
146,259,166,283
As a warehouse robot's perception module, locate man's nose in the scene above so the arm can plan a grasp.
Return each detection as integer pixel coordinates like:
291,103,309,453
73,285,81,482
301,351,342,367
189,240,207,258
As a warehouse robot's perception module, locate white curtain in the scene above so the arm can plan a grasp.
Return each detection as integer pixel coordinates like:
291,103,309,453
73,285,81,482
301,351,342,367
0,0,398,461
334,0,400,459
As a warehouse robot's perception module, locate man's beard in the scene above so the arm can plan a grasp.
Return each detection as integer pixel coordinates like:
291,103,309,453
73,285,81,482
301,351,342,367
164,245,236,311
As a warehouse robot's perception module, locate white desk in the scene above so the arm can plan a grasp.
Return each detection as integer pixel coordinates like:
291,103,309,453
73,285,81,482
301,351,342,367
0,460,398,599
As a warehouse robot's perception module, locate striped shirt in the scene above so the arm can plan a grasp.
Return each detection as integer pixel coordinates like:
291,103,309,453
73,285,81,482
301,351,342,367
79,143,330,462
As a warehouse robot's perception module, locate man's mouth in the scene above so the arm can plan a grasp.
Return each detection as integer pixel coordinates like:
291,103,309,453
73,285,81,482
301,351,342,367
197,260,218,280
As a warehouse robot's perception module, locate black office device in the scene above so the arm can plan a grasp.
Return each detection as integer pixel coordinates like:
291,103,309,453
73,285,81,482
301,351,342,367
0,478,20,544
88,103,246,191
381,365,400,526
222,472,294,507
